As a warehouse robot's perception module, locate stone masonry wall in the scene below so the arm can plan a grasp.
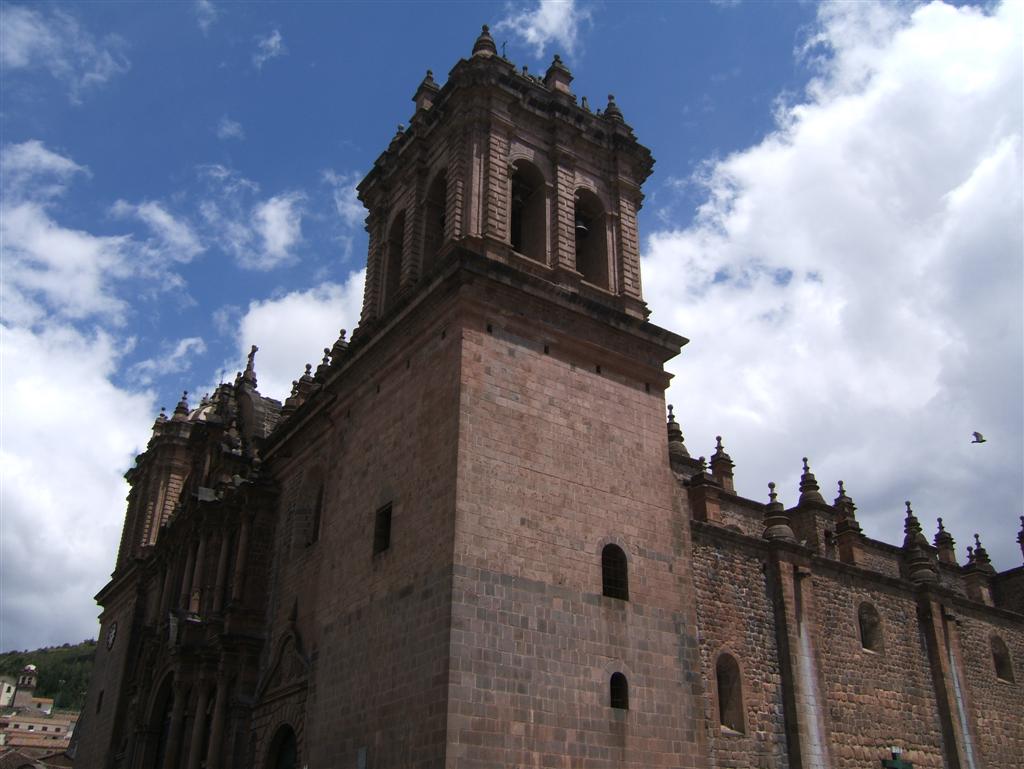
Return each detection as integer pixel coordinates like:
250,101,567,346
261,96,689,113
957,607,1024,768
446,291,703,769
254,296,464,769
691,527,789,769
813,570,946,769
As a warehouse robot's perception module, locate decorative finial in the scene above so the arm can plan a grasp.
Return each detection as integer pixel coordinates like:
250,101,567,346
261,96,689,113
472,24,497,57
667,404,675,421
970,533,992,571
709,435,734,490
322,348,331,365
934,516,956,564
798,456,824,505
172,390,190,421
763,481,796,542
666,405,690,459
698,456,707,472
605,93,624,121
242,344,259,386
304,363,312,376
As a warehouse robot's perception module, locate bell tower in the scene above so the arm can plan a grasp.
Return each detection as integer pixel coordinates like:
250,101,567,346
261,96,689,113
356,25,654,334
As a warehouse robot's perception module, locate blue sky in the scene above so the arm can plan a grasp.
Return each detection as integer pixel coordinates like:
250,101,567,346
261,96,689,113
2,0,1021,651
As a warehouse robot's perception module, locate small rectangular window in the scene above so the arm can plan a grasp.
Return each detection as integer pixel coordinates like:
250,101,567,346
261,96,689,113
96,690,104,714
373,503,393,555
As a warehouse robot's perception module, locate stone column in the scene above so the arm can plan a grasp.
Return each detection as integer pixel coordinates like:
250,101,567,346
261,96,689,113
359,210,384,327
185,682,211,769
178,541,197,610
205,677,230,769
189,533,207,614
162,679,188,769
231,515,251,603
552,150,577,274
212,531,231,614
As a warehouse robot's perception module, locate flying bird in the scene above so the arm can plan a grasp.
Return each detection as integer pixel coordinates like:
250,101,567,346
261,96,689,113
971,432,986,444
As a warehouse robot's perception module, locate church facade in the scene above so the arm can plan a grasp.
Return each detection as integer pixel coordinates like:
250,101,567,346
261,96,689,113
75,27,1023,769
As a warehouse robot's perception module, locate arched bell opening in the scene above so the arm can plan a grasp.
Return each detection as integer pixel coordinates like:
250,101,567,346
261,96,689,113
510,160,547,263
574,188,609,289
423,169,448,274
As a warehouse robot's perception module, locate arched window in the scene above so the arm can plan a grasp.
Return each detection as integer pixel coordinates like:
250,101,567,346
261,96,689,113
858,602,883,652
510,160,546,262
148,677,174,769
423,170,447,273
268,724,297,769
601,544,629,600
574,188,609,289
716,653,744,733
610,672,629,709
383,210,405,310
992,636,1015,682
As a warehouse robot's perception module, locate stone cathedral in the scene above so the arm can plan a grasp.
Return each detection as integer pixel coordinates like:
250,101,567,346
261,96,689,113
76,27,1023,769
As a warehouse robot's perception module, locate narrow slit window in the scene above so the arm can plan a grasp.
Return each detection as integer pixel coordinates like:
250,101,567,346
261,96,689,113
716,654,744,733
858,602,883,652
601,544,629,600
373,503,392,555
610,672,629,709
992,636,1015,682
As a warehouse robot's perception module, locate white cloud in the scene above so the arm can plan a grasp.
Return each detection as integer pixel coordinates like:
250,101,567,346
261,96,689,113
198,167,305,270
644,0,1022,568
111,200,205,262
0,4,130,103
1,140,88,201
0,323,155,651
251,193,305,269
235,271,366,401
322,170,364,228
195,0,220,35
129,336,207,385
1,201,132,326
252,29,285,69
1,142,201,326
495,0,591,59
215,115,245,140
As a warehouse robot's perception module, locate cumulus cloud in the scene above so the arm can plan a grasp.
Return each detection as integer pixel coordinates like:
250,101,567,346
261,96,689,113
495,0,591,59
198,166,305,270
111,199,205,262
322,170,364,228
215,115,245,140
129,336,207,385
235,271,366,400
1,142,203,326
252,29,285,69
195,0,219,35
252,193,305,268
1,201,132,326
644,0,1022,567
0,4,130,103
0,323,155,651
1,140,88,202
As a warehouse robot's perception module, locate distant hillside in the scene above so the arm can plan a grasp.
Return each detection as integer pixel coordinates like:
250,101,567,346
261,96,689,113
0,639,96,711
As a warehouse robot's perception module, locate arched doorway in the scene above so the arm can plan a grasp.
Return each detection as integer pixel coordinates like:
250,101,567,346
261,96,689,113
267,724,298,769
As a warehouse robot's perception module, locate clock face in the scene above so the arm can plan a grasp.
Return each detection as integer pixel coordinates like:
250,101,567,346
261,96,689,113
106,622,118,649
